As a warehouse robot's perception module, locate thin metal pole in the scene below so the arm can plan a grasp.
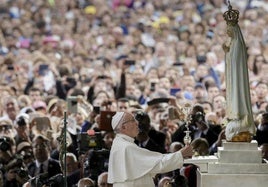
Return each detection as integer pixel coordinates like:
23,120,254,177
63,111,67,187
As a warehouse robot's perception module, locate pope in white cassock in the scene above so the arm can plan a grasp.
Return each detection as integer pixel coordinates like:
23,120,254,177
108,112,193,187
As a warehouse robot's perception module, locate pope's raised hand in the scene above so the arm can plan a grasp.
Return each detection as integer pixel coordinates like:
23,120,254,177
180,144,194,159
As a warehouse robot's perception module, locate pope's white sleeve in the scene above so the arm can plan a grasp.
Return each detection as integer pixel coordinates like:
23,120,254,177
150,151,184,174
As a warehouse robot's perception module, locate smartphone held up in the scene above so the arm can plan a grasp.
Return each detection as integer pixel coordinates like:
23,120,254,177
124,59,135,65
67,96,78,113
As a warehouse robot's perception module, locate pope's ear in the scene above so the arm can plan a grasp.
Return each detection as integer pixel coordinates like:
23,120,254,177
121,124,126,130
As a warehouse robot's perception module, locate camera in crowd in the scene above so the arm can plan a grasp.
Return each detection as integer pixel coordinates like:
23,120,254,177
6,155,29,180
77,131,110,181
18,150,34,164
29,173,64,187
192,111,205,123
0,137,11,152
16,116,27,126
14,167,29,179
20,150,33,158
134,111,150,133
191,111,206,126
77,132,104,154
196,55,207,64
67,96,78,113
83,149,110,182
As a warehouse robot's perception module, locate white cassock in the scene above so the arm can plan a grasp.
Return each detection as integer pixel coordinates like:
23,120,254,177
224,23,256,141
108,134,184,187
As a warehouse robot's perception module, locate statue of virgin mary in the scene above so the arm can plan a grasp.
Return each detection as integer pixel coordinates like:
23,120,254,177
222,3,256,141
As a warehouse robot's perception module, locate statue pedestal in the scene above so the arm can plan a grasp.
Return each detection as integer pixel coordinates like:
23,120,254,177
184,155,218,173
197,141,268,187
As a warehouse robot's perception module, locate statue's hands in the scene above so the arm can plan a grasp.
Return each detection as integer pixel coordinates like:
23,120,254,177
222,43,230,53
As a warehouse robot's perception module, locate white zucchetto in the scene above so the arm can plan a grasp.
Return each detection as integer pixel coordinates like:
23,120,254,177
112,112,125,130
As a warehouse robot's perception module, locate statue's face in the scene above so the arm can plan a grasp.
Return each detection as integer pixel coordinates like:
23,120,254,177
226,25,234,38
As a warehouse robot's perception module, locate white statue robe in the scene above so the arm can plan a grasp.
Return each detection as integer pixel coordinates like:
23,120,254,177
224,23,256,141
108,133,184,187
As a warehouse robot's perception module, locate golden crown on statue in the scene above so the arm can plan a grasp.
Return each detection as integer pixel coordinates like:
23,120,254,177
223,2,239,26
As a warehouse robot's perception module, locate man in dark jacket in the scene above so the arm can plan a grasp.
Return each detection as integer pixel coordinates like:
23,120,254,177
134,111,166,153
172,104,221,150
27,135,62,179
255,112,268,146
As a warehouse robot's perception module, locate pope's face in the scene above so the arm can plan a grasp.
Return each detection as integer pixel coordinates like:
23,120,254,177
127,119,139,138
122,114,139,138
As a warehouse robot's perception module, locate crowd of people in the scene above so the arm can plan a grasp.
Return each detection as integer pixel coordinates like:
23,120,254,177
0,0,268,186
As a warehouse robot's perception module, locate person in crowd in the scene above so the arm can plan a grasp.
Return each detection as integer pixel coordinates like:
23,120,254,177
108,111,193,186
199,100,214,114
254,81,268,111
17,94,32,110
16,141,34,166
77,177,95,187
135,111,166,153
250,88,259,114
211,94,226,125
14,113,31,145
206,83,221,102
0,118,16,138
193,83,208,103
260,143,268,162
259,101,268,113
65,152,81,187
157,176,172,187
3,157,29,187
255,112,268,146
191,138,209,156
28,87,44,103
27,135,62,179
0,137,27,186
0,136,16,169
117,97,130,112
81,105,99,132
32,100,47,115
172,104,220,149
98,172,112,187
1,96,20,123
192,110,220,148
103,131,116,150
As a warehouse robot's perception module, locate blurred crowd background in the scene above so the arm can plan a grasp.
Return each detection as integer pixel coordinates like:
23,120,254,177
0,0,268,187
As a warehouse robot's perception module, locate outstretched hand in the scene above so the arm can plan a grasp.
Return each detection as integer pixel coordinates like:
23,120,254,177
180,144,194,159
